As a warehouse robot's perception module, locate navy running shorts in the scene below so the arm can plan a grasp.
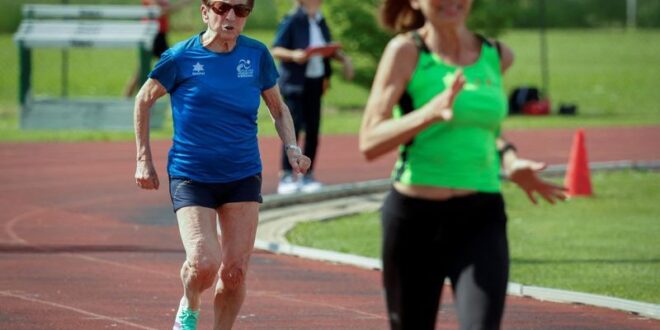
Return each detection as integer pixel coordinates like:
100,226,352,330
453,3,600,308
169,174,263,212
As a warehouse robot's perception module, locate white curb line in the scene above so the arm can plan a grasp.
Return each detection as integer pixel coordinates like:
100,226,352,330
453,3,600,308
255,240,660,320
256,161,660,320
254,239,382,270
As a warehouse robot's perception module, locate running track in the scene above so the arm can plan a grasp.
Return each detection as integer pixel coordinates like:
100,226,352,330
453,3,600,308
1,126,659,329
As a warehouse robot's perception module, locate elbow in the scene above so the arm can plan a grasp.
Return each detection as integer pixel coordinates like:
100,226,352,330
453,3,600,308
363,152,378,162
359,139,379,162
134,90,154,111
360,147,377,162
359,130,382,162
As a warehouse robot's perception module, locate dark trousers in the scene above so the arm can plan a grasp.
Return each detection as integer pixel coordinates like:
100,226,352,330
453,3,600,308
381,188,510,330
280,77,324,172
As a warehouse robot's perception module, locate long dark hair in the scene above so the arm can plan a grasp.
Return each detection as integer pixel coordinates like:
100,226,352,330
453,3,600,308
380,0,424,32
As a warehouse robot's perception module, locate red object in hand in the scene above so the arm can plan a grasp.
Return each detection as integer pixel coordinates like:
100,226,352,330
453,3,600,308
305,43,341,57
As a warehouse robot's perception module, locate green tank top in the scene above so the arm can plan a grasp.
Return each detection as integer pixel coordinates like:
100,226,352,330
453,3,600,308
392,33,508,192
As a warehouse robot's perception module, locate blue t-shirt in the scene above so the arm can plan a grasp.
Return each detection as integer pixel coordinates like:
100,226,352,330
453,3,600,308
149,33,279,183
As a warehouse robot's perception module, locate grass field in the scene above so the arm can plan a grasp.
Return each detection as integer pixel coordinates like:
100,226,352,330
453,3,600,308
0,29,659,140
286,170,660,304
499,29,660,128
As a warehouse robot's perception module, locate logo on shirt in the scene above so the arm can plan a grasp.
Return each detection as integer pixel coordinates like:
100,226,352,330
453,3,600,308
236,59,254,78
443,71,478,91
192,62,205,76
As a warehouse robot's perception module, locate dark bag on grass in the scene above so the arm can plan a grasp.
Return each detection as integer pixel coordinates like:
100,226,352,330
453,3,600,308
509,86,540,114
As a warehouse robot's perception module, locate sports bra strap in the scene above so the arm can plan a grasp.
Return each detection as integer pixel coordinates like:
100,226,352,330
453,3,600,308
475,33,502,58
410,30,430,53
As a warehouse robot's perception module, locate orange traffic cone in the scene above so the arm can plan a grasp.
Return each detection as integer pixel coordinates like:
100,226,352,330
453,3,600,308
564,129,593,197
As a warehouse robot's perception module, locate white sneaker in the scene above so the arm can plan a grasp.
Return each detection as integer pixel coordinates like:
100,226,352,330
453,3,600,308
277,172,299,194
300,173,322,193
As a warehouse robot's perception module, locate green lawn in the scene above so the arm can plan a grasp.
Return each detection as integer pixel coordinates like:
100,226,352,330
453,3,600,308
1,29,659,141
287,170,660,304
499,29,660,128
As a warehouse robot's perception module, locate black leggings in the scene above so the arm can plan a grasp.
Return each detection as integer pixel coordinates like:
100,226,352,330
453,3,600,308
280,77,324,172
381,188,509,330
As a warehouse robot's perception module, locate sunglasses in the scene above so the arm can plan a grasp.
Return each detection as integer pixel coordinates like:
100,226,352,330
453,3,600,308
208,1,252,18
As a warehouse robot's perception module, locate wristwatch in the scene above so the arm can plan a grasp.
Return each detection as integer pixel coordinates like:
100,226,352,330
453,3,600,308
285,144,302,155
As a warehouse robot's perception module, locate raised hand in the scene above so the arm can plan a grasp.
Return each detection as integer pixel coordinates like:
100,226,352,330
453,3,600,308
508,159,567,204
429,70,466,122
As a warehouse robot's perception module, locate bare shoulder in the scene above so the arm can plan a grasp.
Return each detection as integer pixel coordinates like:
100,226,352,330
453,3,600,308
363,34,419,121
378,34,419,81
488,38,514,73
385,34,419,64
388,34,418,52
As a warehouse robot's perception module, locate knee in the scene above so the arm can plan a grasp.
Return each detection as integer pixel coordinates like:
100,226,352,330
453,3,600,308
184,257,221,287
219,264,246,291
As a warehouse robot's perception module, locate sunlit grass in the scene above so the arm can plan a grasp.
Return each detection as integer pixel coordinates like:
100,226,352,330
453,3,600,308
287,170,660,304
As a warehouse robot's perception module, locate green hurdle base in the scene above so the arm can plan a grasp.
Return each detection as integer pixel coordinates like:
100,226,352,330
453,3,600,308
20,97,167,131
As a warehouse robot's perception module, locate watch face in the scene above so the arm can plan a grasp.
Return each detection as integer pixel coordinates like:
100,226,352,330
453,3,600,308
286,144,301,153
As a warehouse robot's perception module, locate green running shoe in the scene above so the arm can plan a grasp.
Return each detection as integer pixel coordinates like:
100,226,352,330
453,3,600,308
173,298,199,330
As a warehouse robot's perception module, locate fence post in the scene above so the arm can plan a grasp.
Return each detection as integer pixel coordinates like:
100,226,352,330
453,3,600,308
138,45,151,87
18,44,31,106
539,0,550,98
627,0,637,29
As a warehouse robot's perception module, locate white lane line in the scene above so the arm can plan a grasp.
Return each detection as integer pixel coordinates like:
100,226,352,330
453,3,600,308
4,194,130,244
251,290,386,320
4,209,43,244
0,290,158,330
3,193,180,280
71,254,177,279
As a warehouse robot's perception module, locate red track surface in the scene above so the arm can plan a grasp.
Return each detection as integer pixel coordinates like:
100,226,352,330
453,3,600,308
1,126,659,329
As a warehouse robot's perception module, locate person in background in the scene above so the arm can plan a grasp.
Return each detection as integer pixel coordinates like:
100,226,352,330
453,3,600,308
124,0,194,97
359,0,566,329
271,0,354,194
133,1,311,329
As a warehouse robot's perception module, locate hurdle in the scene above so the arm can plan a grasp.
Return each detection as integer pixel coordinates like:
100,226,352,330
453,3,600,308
13,4,167,130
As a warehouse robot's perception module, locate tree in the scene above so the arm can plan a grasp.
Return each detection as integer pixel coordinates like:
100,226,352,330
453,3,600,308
324,0,391,87
323,0,514,87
